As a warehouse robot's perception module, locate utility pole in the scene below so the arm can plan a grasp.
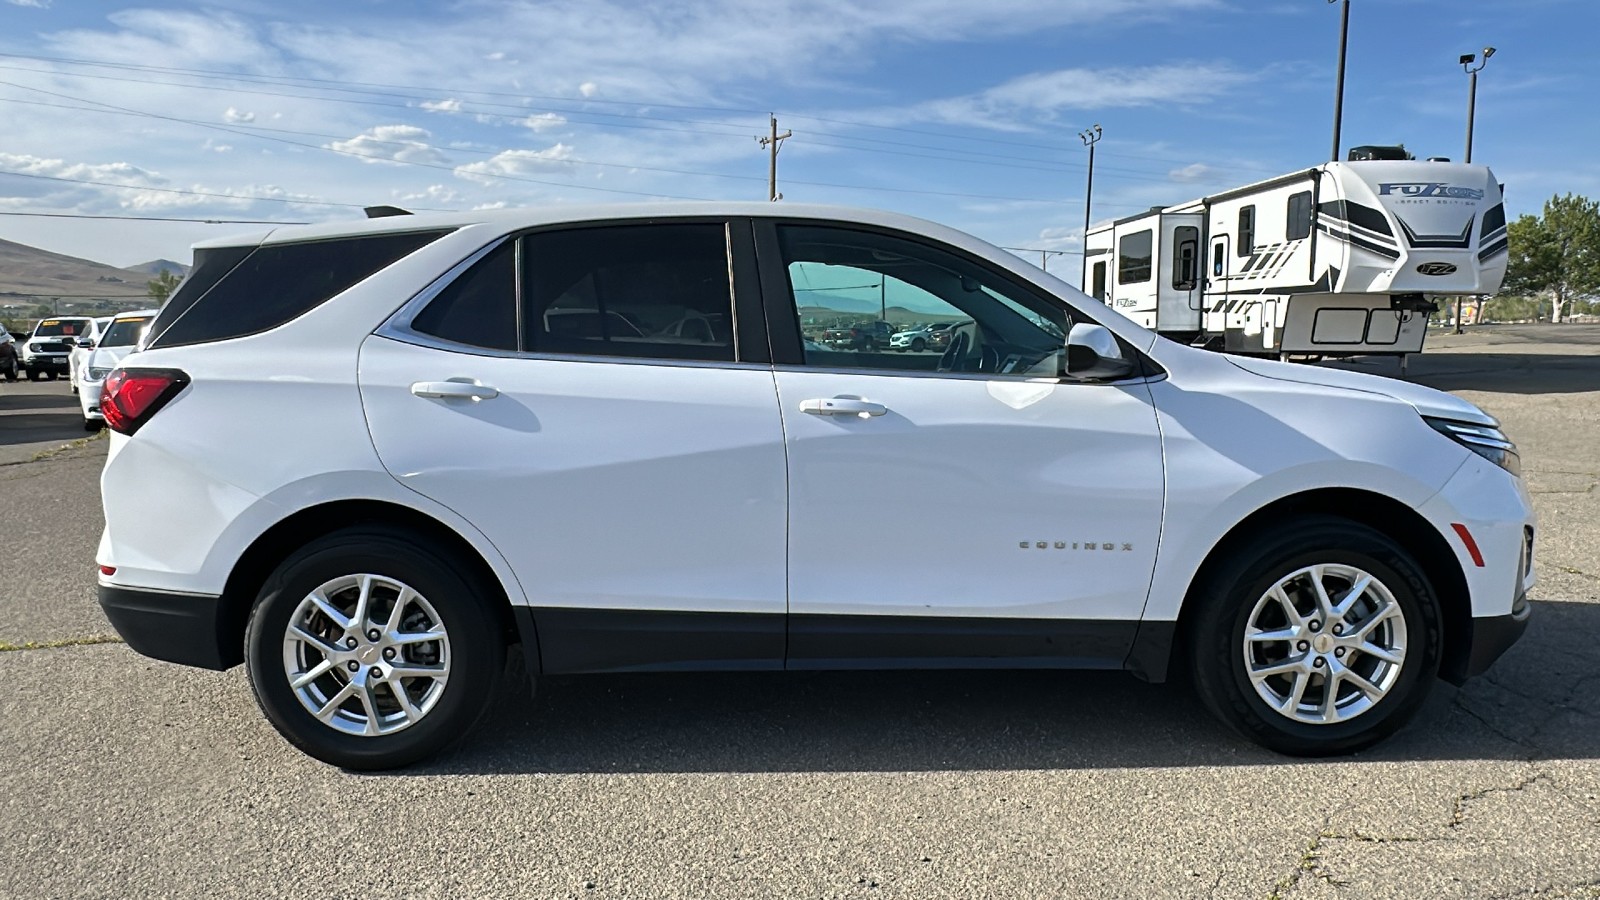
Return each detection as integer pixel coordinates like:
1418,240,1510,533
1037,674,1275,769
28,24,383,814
1078,124,1102,289
755,113,792,202
1329,0,1350,161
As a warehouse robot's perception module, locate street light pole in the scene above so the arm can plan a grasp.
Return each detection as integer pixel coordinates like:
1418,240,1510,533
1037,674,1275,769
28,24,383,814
1456,47,1494,333
1329,0,1350,162
1460,47,1494,164
1078,124,1102,290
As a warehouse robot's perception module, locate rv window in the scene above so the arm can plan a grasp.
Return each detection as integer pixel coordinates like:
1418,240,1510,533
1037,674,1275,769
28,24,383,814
1286,191,1313,241
1212,241,1225,276
1173,226,1199,291
1237,206,1256,256
1118,230,1153,285
1092,262,1108,301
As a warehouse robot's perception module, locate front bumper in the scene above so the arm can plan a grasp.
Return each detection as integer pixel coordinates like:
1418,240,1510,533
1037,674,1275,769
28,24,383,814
98,584,240,670
24,356,69,373
1452,593,1532,682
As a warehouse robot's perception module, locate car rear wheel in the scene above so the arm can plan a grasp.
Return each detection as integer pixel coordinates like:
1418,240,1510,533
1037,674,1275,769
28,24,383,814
1189,516,1441,756
27,369,40,382
3,360,16,382
911,338,927,352
245,527,505,769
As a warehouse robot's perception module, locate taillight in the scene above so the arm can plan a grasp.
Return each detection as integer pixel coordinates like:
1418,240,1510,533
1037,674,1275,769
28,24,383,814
100,367,190,435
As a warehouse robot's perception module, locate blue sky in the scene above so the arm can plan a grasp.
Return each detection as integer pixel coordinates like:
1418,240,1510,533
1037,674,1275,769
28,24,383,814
0,0,1593,274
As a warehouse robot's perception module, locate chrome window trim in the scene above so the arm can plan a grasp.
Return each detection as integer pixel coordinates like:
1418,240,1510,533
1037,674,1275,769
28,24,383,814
769,362,1162,386
371,332,776,372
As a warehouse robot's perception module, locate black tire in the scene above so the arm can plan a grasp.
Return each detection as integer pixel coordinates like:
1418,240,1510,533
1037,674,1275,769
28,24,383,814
245,526,506,770
83,418,102,432
3,360,16,382
1188,516,1442,756
27,369,41,382
45,371,57,381
911,338,926,352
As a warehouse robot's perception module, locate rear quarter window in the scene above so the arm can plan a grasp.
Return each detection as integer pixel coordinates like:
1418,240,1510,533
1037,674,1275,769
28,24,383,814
148,230,453,349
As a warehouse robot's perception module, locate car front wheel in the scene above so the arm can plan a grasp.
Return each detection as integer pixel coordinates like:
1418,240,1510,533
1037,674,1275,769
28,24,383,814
245,527,505,769
1189,516,1441,756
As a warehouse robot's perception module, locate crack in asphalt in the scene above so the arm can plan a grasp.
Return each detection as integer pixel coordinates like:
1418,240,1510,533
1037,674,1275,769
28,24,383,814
1451,771,1549,831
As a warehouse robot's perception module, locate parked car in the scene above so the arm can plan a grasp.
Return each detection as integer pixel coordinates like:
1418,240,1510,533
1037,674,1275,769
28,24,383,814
927,321,965,350
20,316,96,381
889,325,933,352
77,309,158,430
68,316,114,394
96,203,1532,769
0,329,19,382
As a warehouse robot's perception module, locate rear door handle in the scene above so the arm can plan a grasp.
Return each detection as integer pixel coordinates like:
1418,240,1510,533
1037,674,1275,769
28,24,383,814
410,380,499,400
800,398,887,417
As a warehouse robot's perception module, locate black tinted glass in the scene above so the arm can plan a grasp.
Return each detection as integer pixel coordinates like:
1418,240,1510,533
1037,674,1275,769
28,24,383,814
1118,230,1152,284
150,230,451,348
1238,206,1256,256
146,245,252,347
521,224,734,361
102,316,154,347
412,242,517,351
1286,191,1313,241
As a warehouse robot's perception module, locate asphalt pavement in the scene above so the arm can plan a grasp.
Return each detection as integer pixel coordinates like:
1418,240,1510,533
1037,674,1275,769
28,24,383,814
2,326,1598,899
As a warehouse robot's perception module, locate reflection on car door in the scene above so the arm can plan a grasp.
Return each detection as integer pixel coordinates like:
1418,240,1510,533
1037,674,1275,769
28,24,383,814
757,221,1167,668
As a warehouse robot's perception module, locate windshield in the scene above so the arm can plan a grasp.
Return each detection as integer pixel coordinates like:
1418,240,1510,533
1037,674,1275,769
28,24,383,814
102,316,154,347
33,319,90,337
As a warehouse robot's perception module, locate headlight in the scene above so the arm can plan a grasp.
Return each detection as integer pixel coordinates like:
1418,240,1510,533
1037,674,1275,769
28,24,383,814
87,367,111,381
1424,416,1520,476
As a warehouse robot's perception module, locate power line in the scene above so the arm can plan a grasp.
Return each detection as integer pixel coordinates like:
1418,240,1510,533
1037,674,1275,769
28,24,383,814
0,90,1074,205
0,210,305,224
0,56,1278,179
0,80,716,202
0,168,436,211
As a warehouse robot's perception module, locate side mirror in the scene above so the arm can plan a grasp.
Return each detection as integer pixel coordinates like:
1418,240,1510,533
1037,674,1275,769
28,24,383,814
77,338,94,349
1065,323,1134,381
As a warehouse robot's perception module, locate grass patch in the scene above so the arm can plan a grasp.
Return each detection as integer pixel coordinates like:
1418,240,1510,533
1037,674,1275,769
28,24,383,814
0,635,124,652
25,428,108,464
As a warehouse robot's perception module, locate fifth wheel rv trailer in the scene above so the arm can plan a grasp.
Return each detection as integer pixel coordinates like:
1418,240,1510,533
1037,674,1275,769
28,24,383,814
1082,147,1508,359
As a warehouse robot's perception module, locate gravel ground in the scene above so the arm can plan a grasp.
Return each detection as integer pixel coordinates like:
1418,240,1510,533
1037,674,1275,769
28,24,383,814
2,325,1597,899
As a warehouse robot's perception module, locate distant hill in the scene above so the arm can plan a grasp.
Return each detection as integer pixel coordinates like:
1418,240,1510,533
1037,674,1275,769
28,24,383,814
122,259,190,278
0,238,162,316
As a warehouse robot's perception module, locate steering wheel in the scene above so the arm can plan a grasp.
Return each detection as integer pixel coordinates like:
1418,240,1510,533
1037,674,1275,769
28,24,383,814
937,330,969,373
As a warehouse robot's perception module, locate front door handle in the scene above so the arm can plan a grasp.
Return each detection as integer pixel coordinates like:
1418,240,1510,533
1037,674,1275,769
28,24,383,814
800,398,887,417
410,380,499,400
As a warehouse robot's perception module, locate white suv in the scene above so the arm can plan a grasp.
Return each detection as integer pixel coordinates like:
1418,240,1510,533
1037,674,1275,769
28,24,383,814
96,204,1534,769
77,309,158,430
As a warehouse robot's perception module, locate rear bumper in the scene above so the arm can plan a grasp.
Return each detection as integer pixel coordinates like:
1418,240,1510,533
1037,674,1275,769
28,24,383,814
98,584,239,670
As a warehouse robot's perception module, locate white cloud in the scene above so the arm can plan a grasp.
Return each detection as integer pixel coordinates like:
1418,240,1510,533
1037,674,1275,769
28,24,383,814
910,64,1254,130
454,144,576,183
1169,162,1225,183
522,113,567,132
398,183,462,206
8,0,52,8
420,98,464,113
202,138,233,153
327,125,450,166
223,106,256,124
485,51,505,61
578,82,599,98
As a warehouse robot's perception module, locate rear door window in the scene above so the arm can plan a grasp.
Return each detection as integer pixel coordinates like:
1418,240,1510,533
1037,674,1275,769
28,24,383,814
520,224,735,362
